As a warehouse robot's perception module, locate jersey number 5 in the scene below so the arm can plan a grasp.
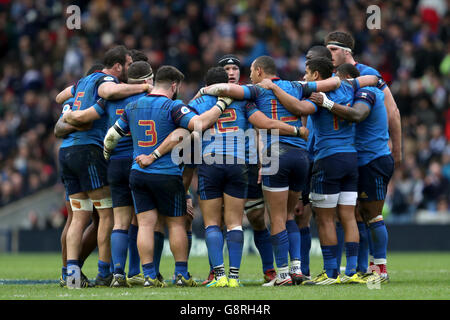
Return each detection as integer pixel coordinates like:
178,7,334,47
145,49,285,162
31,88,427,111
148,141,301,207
73,92,85,110
138,120,157,147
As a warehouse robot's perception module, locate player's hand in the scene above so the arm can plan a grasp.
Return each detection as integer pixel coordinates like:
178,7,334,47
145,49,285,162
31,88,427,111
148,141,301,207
294,199,304,216
62,109,72,122
257,78,274,90
186,196,194,221
296,126,309,141
216,96,233,112
76,122,93,131
310,92,324,106
135,154,155,168
103,147,112,161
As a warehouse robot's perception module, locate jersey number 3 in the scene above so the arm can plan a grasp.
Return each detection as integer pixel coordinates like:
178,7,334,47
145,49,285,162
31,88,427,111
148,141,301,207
138,120,157,147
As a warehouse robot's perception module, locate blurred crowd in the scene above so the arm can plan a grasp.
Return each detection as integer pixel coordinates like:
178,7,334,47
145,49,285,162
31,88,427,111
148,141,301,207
0,0,448,224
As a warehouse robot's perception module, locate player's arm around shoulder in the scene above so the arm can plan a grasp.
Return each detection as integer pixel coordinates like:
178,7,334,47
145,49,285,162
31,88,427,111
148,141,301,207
200,83,245,100
97,81,151,100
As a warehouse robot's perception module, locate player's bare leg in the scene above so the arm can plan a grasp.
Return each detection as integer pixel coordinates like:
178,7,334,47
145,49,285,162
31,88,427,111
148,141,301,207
87,186,114,286
65,192,93,288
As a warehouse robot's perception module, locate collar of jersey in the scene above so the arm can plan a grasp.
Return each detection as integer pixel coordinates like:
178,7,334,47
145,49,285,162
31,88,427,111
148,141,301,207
271,77,281,81
147,93,170,98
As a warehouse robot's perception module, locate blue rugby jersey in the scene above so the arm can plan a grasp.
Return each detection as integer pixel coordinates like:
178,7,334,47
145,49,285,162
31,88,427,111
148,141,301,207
354,63,387,91
353,87,391,166
310,80,356,160
305,116,315,161
94,92,146,160
188,94,259,163
62,72,119,148
242,78,314,149
116,94,197,176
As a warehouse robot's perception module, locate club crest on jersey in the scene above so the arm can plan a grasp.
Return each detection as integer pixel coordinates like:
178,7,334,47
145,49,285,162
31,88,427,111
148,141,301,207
104,76,115,81
181,106,190,114
62,104,71,113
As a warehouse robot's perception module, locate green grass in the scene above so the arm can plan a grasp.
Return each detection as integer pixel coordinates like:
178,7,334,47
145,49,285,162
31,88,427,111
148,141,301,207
0,252,449,300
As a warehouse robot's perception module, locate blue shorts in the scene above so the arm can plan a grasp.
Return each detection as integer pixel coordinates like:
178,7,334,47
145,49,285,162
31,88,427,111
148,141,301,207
247,164,263,199
302,159,314,206
197,161,248,200
59,145,109,196
108,158,133,208
311,152,358,195
358,154,394,201
262,143,310,192
129,170,186,216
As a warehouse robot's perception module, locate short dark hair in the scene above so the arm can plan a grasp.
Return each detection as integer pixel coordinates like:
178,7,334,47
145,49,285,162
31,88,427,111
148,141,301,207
155,65,184,85
336,63,360,78
253,56,277,75
103,45,130,68
130,49,149,62
306,45,332,61
205,67,228,86
86,63,104,76
306,57,334,79
324,31,355,51
128,61,153,83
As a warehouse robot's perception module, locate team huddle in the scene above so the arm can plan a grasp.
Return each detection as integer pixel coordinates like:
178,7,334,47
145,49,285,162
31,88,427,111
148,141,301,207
55,31,401,288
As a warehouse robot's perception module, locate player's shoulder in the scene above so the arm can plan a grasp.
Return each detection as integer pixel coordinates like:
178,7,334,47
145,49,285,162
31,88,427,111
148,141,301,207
355,63,381,77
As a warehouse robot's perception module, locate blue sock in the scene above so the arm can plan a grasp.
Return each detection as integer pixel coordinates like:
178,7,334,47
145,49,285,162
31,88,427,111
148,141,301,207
367,227,374,259
299,227,311,276
356,222,369,273
226,229,244,269
153,231,165,275
286,220,301,261
187,231,192,258
67,260,79,268
175,261,189,279
253,228,274,272
62,266,67,280
128,224,141,277
111,229,129,275
270,229,289,268
369,220,388,263
98,260,111,278
321,245,338,278
345,242,359,276
336,222,344,270
142,262,156,279
205,225,224,268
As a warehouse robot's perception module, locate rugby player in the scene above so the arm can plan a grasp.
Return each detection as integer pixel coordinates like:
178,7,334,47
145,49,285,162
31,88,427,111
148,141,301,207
57,45,150,288
310,63,392,283
325,31,401,276
64,61,154,287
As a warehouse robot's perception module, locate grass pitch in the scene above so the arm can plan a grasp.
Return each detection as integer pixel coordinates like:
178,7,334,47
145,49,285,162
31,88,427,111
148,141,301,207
0,252,449,300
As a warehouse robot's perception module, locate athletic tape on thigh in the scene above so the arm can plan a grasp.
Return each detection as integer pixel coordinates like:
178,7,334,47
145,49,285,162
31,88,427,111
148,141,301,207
337,192,358,206
69,198,94,212
244,198,264,214
92,197,113,209
310,193,339,208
